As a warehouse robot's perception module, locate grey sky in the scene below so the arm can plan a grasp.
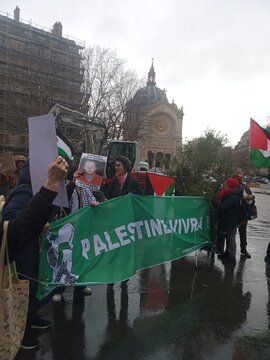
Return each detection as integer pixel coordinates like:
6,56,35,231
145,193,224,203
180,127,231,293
2,0,270,146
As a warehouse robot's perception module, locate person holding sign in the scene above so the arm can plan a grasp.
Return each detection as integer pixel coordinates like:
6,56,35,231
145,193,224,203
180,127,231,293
1,156,67,260
0,156,68,350
51,167,101,302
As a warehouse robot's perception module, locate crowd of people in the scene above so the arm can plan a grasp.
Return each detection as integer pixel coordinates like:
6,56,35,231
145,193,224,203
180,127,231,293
0,152,269,354
0,154,143,351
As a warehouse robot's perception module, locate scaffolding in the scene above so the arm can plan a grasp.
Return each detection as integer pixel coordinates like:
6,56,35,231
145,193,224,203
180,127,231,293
0,9,85,153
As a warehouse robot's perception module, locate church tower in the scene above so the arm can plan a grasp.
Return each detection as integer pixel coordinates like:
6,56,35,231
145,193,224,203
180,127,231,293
124,61,184,169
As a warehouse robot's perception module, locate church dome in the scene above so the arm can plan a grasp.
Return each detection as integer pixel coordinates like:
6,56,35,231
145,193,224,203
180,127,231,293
130,61,168,107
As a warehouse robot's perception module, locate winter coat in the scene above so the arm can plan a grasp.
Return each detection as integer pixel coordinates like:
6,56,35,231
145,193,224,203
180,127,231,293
217,187,244,232
2,159,32,220
0,187,57,262
107,173,143,199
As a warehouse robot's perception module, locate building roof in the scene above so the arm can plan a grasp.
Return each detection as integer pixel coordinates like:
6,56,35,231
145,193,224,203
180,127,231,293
131,61,168,107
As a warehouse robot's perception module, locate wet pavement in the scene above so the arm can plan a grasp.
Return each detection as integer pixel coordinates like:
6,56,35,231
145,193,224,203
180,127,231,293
15,191,270,360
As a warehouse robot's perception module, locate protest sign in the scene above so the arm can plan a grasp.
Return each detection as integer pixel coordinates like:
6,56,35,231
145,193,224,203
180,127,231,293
28,114,68,207
76,153,107,190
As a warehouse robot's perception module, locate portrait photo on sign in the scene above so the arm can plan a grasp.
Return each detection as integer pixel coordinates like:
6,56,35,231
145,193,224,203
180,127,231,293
76,153,107,190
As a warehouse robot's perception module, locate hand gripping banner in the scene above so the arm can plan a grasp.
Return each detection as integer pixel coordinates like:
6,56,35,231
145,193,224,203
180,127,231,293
37,195,210,299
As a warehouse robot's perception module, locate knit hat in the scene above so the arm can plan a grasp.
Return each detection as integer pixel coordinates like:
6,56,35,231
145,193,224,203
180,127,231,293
225,177,239,189
232,168,244,179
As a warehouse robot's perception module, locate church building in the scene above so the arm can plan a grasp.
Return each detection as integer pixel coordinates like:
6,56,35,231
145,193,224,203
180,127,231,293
124,62,184,169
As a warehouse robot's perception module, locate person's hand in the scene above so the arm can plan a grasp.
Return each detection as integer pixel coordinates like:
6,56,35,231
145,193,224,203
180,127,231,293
90,201,98,207
245,194,255,201
44,156,68,192
73,170,83,182
41,222,50,234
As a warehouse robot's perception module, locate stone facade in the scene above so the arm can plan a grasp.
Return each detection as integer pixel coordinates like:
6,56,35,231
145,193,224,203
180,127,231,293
125,62,183,169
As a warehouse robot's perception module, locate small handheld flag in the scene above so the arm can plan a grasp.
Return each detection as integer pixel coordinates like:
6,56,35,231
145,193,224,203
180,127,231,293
56,128,74,161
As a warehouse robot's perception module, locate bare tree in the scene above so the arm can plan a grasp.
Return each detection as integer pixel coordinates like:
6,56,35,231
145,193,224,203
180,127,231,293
81,46,144,143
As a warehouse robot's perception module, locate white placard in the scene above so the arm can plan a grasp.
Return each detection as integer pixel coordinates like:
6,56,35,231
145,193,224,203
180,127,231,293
28,114,68,207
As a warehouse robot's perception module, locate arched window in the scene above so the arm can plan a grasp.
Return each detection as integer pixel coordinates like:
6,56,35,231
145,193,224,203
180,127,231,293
147,151,154,168
165,153,171,169
155,152,164,169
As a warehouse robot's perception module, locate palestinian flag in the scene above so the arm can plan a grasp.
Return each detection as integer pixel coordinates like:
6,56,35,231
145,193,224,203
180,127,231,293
147,172,174,196
56,129,73,161
250,118,270,168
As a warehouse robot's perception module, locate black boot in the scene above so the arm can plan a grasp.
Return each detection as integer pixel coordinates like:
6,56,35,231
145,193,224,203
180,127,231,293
240,249,251,258
217,252,230,260
20,328,38,350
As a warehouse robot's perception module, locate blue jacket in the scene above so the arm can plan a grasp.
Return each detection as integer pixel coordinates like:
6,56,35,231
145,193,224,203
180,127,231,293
2,159,33,220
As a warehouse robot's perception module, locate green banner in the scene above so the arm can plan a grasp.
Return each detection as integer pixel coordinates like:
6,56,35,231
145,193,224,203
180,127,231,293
37,195,210,299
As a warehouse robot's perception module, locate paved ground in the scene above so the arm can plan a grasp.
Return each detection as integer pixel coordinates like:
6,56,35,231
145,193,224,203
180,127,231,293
15,190,270,360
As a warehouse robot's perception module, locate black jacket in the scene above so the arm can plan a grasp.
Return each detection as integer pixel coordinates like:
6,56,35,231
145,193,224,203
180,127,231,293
2,159,33,220
1,187,57,263
107,173,143,199
218,187,243,231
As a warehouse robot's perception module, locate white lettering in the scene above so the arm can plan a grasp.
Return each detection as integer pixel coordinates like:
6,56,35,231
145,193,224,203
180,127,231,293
144,220,152,238
127,222,136,242
161,220,172,234
169,219,179,233
190,218,198,232
115,225,131,246
197,217,203,231
149,219,163,236
134,221,144,240
181,219,190,233
93,234,109,256
81,239,90,260
104,231,120,250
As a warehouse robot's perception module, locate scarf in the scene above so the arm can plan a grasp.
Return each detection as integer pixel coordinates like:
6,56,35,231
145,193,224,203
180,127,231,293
116,173,127,188
70,183,97,213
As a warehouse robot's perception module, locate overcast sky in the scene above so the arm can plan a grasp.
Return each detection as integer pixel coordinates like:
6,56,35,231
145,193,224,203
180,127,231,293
2,0,270,146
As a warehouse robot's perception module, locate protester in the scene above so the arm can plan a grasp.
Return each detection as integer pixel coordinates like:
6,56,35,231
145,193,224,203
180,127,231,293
1,155,67,259
106,156,143,288
232,168,255,258
7,154,26,190
51,168,99,302
216,177,243,264
106,156,143,199
0,156,67,350
2,156,68,350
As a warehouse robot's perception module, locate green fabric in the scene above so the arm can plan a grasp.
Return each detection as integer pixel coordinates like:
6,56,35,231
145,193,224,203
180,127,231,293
37,195,210,299
250,148,270,168
57,136,73,160
165,183,175,195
